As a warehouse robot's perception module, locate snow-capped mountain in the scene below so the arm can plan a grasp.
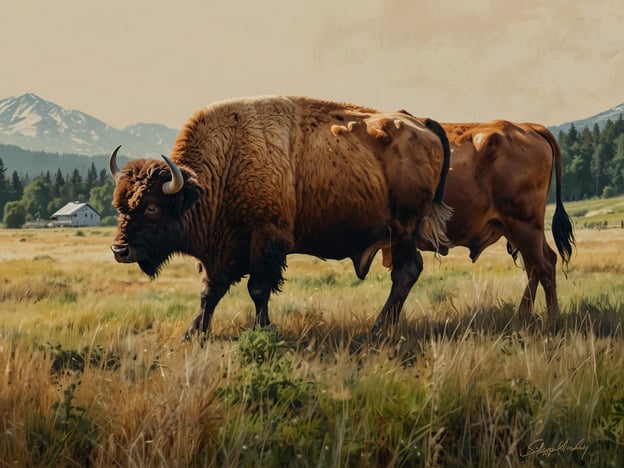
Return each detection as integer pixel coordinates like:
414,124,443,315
3,92,623,156
549,102,624,135
0,93,179,156
124,122,178,149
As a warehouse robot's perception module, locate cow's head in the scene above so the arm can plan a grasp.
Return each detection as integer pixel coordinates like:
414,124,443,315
109,146,201,277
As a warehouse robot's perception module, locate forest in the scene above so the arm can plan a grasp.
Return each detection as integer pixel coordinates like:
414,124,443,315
1,115,624,227
557,116,624,200
0,161,117,228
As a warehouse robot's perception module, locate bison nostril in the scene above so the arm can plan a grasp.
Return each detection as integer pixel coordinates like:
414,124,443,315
111,244,136,262
111,244,132,261
113,246,130,257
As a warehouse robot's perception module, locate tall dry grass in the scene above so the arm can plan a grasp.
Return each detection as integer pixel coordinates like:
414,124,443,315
1,226,623,466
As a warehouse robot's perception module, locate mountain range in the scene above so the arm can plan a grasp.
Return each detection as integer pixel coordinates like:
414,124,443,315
1,92,623,165
549,102,624,136
0,93,178,157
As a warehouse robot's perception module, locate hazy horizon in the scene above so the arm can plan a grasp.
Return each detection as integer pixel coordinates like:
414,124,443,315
3,1,623,130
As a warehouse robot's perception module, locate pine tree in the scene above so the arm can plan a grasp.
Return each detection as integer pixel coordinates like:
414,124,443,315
68,168,83,201
85,162,98,196
592,123,601,146
0,158,8,219
98,168,108,185
560,125,580,200
566,124,579,149
613,115,624,138
53,169,65,199
10,171,23,201
593,141,613,196
611,134,624,194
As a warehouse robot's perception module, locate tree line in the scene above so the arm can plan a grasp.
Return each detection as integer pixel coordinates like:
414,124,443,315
0,160,116,228
1,115,624,227
557,115,624,200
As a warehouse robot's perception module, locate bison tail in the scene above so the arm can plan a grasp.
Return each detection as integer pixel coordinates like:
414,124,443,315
423,118,451,206
418,201,453,253
419,117,453,253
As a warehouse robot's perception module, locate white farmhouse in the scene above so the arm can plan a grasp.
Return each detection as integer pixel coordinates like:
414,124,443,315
50,202,101,227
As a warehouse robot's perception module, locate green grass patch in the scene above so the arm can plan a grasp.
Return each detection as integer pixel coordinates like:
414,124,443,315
1,225,624,465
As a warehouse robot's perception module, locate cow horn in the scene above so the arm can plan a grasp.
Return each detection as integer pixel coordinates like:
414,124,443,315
109,145,122,180
161,155,184,195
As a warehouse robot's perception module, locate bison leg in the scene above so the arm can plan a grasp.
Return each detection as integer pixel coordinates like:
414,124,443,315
248,277,272,328
182,274,229,341
248,234,289,328
370,239,423,337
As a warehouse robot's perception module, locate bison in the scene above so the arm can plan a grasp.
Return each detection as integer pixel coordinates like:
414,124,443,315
109,96,452,339
383,119,575,331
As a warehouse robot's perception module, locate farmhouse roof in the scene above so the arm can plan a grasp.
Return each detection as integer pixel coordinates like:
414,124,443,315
51,201,100,217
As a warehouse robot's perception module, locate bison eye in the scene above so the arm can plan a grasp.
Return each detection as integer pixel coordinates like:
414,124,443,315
144,204,161,220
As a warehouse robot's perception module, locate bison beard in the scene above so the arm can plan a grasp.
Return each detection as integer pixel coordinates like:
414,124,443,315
138,254,168,278
109,96,452,340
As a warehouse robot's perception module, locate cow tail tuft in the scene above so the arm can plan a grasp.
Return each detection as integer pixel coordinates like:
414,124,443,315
553,203,574,268
537,127,576,272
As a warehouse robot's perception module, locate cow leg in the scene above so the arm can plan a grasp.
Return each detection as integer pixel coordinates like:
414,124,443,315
248,231,290,328
182,273,229,341
517,272,539,324
541,240,560,330
370,238,423,337
510,224,560,332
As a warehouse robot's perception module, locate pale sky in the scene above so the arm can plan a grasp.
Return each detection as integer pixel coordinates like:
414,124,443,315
2,0,623,130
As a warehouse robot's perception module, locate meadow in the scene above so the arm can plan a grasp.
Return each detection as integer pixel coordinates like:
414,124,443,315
1,197,624,467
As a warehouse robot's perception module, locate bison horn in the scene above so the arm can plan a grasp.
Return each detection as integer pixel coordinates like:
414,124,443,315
161,155,184,195
109,145,122,180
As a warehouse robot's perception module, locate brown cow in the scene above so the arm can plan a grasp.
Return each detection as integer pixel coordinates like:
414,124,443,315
383,119,574,331
109,96,452,339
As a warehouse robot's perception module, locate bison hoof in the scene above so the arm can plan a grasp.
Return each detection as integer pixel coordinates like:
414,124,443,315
370,323,383,339
180,327,210,343
252,318,273,330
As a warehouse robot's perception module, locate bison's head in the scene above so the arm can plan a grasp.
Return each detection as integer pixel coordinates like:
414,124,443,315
109,146,201,277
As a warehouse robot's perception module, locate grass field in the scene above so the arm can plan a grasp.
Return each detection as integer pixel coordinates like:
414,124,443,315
1,197,624,466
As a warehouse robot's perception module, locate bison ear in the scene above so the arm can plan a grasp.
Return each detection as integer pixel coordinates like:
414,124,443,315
173,173,201,215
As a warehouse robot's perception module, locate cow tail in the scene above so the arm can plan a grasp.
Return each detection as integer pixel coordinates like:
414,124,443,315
418,118,453,252
538,127,575,271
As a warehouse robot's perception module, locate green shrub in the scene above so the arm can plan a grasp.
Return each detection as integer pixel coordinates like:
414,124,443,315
101,215,118,226
27,383,98,466
3,201,26,228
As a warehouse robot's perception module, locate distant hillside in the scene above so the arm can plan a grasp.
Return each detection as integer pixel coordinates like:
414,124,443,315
549,102,624,135
0,93,178,157
0,143,130,178
3,91,624,179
